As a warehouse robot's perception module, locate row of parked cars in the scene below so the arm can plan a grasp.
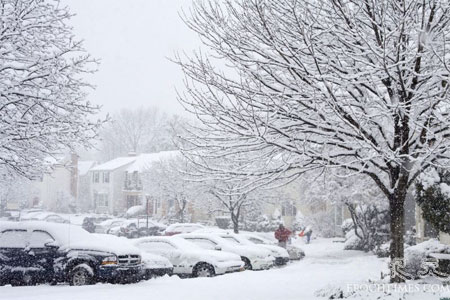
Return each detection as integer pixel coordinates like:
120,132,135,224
0,221,305,286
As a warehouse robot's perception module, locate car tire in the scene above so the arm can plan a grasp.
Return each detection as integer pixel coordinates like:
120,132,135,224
241,257,252,270
193,263,215,278
69,265,93,286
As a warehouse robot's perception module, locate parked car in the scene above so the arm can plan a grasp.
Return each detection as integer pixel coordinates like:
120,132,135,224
178,233,274,270
20,212,69,224
215,232,290,265
242,233,305,260
133,236,244,277
109,219,166,238
0,221,144,286
141,252,173,279
164,223,205,236
95,218,126,234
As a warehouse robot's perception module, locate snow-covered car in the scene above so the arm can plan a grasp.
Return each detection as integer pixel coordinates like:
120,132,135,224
242,233,305,260
164,223,205,236
0,221,144,286
20,212,69,224
141,252,173,279
109,219,166,238
133,236,244,277
178,233,274,270
217,233,290,266
95,218,126,234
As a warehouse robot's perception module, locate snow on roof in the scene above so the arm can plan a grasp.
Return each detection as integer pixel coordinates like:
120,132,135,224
90,151,180,172
78,161,96,176
90,156,137,171
125,150,180,173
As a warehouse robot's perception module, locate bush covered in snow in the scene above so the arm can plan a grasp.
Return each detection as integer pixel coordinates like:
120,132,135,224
416,168,450,234
404,239,450,278
242,214,283,232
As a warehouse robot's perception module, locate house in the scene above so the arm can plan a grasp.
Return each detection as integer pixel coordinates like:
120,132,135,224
89,155,137,214
89,151,179,215
77,160,97,212
32,154,78,212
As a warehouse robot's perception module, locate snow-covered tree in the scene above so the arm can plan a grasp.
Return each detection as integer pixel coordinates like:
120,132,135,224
177,0,450,282
0,0,102,178
99,107,185,161
143,155,202,223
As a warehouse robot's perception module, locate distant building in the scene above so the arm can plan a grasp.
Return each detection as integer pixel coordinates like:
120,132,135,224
89,151,179,215
32,154,78,212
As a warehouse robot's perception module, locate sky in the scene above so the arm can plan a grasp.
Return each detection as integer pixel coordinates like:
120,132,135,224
62,0,200,117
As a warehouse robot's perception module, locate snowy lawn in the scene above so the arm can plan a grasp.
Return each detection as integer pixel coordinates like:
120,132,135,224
1,238,446,300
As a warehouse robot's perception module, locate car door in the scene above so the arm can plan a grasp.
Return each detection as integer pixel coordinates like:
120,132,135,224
137,241,184,274
0,229,31,283
28,230,59,282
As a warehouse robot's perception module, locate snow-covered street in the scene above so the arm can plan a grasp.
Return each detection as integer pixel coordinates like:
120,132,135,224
2,238,440,300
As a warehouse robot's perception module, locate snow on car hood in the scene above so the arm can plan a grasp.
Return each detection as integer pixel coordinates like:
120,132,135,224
259,244,289,257
225,244,272,258
183,248,242,263
141,252,173,269
0,221,140,256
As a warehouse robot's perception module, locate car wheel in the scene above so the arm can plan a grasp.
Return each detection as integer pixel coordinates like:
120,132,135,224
69,265,93,286
193,263,215,278
241,257,252,270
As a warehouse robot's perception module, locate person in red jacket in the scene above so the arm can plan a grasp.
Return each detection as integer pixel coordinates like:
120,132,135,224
274,224,292,248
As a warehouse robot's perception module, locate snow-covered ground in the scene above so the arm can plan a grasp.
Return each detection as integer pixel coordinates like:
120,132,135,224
1,238,447,300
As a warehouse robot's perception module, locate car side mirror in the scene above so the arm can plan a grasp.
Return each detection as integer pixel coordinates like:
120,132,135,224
214,246,222,251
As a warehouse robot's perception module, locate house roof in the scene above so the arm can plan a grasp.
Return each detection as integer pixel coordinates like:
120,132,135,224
126,151,180,172
90,151,180,172
90,156,137,171
78,161,96,176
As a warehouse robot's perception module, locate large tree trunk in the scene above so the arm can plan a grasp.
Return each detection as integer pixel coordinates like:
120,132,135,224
230,211,239,234
389,185,407,283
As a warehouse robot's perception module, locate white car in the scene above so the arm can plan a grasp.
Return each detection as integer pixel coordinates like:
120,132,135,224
242,233,305,260
133,236,244,277
95,218,126,234
164,223,205,236
216,233,290,266
179,233,274,270
20,212,69,224
141,252,173,279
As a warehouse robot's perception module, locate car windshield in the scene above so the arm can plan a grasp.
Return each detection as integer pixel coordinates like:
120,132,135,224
221,236,241,245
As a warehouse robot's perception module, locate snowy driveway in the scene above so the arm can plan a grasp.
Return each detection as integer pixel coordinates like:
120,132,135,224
0,238,436,300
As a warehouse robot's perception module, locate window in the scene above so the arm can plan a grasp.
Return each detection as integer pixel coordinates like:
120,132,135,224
0,230,28,248
186,238,217,250
95,193,108,207
93,172,99,183
282,201,297,217
103,172,110,183
248,237,263,244
221,236,240,245
29,231,54,248
139,241,175,252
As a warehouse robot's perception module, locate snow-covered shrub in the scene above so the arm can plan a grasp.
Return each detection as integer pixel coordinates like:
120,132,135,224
416,168,450,234
345,202,390,253
241,214,284,232
341,218,354,235
404,239,450,278
374,242,390,258
343,230,364,250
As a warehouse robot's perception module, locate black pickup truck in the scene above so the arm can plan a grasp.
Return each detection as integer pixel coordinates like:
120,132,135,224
0,221,144,286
